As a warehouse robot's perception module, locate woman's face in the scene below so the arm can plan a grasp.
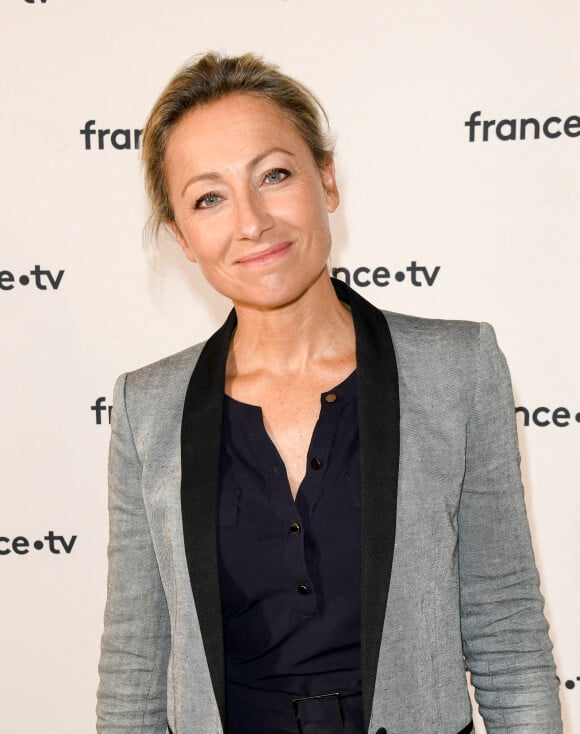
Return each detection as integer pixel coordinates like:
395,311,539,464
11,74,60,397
165,93,339,310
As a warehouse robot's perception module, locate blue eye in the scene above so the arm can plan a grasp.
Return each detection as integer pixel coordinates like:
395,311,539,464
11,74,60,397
195,192,222,209
264,168,290,184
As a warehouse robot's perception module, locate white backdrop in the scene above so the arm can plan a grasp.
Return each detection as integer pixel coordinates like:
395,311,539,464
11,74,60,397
1,1,578,731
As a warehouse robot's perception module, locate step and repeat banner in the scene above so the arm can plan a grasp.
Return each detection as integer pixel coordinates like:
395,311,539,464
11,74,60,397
1,1,578,731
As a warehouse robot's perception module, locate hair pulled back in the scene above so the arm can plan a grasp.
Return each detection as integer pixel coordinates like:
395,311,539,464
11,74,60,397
142,52,334,236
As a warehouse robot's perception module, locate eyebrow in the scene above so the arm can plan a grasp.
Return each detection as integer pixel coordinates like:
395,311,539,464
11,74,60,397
180,147,296,197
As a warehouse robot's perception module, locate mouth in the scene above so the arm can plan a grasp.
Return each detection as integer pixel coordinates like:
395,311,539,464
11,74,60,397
235,241,292,266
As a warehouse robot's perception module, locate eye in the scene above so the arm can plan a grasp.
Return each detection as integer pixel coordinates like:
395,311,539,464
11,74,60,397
263,168,290,184
195,192,222,209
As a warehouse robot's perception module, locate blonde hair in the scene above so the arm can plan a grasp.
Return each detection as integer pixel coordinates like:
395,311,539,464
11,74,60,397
142,52,334,236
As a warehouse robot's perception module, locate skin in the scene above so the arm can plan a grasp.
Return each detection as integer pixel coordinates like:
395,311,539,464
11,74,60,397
165,93,356,498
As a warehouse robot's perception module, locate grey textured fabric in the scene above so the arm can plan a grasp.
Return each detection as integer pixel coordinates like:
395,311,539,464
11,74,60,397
96,311,562,734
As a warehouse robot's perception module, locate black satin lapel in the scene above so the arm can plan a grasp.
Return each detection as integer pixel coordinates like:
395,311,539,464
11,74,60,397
180,308,237,730
331,278,400,733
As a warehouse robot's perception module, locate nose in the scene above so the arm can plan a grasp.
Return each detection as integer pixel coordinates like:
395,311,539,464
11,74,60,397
233,189,273,241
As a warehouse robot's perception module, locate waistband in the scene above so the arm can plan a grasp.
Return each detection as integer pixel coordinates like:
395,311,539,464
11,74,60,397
226,684,364,734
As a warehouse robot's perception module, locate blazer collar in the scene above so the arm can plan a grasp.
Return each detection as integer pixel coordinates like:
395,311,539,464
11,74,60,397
180,279,399,732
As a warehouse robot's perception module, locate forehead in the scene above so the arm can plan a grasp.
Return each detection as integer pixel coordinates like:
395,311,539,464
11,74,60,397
165,93,310,173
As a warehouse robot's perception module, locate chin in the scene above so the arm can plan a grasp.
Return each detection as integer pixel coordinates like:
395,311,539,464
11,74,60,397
231,273,318,311
236,288,300,311
205,261,330,311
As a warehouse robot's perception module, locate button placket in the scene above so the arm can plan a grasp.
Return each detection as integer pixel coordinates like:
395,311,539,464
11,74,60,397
285,390,347,614
244,412,319,615
303,392,345,513
286,502,318,615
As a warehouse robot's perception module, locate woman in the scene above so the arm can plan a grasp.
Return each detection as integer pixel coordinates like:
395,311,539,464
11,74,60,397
96,53,562,734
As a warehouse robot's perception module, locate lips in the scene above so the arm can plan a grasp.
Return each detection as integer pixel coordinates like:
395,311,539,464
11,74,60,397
236,241,292,265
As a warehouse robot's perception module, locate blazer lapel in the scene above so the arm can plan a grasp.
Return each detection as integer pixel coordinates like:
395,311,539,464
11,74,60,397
332,279,400,732
180,308,237,730
180,280,400,734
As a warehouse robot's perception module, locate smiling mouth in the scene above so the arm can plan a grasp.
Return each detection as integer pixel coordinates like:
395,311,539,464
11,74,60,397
236,241,292,265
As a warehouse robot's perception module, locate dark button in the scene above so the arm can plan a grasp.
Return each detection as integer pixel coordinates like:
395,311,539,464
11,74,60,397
296,584,310,595
289,522,301,534
375,729,387,734
325,393,337,403
310,457,321,470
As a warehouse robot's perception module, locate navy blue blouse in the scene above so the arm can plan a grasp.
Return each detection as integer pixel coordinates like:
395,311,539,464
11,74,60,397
217,370,364,734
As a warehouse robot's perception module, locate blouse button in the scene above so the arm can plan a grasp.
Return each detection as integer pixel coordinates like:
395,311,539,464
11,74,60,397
310,458,321,470
296,584,310,595
289,522,301,534
325,393,337,403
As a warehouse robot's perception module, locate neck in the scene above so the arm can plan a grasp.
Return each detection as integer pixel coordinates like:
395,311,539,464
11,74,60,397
228,273,354,378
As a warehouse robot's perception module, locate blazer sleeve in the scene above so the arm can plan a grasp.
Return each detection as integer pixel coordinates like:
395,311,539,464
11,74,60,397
96,373,171,733
458,323,562,732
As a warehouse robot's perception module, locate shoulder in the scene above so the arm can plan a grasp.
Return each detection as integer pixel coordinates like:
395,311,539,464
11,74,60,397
380,309,499,354
113,341,207,423
125,341,206,391
379,309,500,383
381,309,483,345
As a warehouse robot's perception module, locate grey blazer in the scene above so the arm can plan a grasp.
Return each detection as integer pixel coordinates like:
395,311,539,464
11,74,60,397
97,279,562,734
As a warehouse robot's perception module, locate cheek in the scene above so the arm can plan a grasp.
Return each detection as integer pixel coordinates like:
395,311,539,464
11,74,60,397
178,214,229,257
275,187,329,230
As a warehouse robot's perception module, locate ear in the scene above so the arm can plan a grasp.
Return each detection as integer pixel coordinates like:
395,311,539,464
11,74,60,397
167,220,197,263
319,157,339,213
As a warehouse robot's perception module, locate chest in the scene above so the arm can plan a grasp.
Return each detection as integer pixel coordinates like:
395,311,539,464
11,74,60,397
260,391,323,498
227,367,357,498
